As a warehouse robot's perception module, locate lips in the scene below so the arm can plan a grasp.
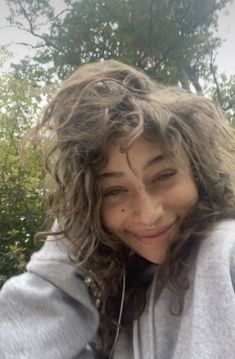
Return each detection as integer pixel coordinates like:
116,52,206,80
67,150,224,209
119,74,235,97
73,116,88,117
127,222,176,245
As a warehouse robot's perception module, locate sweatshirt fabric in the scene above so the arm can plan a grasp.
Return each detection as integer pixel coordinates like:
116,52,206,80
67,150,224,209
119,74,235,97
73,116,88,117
0,219,235,358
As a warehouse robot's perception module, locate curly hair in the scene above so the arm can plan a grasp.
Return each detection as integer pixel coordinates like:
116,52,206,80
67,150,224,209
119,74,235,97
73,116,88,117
35,60,235,356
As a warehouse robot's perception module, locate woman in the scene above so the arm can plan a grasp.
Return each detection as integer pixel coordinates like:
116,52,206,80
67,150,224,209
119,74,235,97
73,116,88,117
1,60,235,359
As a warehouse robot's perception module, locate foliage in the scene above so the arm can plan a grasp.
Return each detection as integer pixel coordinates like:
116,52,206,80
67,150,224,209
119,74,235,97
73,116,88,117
6,0,231,92
201,51,235,122
208,70,235,120
0,71,45,286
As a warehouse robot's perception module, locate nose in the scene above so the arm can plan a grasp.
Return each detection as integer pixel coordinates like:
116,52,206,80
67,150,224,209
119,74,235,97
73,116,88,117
132,190,164,227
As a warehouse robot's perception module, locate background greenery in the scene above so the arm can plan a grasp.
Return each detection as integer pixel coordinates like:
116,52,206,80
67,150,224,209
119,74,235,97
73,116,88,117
1,0,235,285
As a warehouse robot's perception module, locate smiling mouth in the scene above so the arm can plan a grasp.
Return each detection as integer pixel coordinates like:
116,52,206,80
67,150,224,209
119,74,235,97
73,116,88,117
127,222,176,245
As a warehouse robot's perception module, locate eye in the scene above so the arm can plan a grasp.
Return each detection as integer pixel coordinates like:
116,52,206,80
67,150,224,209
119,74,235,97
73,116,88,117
153,170,177,182
103,187,127,197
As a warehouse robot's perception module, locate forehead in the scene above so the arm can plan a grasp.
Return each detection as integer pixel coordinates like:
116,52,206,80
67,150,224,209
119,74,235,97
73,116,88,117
103,136,163,170
100,135,189,174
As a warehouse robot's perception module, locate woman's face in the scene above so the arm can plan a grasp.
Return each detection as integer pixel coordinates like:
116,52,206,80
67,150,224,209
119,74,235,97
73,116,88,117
98,136,198,264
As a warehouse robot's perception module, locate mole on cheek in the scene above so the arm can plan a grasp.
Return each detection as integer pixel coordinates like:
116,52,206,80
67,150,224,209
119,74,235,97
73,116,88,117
121,208,125,212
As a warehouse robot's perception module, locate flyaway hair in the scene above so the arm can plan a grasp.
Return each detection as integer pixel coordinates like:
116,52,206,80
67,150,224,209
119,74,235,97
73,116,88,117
34,60,235,355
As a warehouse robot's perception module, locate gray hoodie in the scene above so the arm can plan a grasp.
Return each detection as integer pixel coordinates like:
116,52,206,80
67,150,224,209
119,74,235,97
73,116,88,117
1,220,235,359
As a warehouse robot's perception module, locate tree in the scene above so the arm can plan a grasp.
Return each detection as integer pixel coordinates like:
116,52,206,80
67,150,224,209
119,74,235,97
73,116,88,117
6,0,231,92
201,50,235,121
208,70,235,122
0,69,45,285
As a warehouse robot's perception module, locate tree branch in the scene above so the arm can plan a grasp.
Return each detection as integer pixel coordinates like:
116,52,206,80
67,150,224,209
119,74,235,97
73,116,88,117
188,66,203,94
210,51,223,108
16,0,60,51
14,41,47,49
54,8,71,21
180,69,191,92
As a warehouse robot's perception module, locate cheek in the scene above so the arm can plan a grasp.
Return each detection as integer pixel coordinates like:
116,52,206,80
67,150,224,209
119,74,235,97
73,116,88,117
173,180,199,213
101,204,127,232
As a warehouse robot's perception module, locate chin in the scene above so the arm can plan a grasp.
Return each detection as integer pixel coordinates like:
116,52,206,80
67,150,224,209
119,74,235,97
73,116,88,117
135,249,166,264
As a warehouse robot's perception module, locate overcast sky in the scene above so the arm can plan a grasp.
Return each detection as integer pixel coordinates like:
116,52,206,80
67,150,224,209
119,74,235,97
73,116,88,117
0,0,235,75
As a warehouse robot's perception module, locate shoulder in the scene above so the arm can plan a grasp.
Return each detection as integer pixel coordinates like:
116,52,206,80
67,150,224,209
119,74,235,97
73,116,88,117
0,236,99,358
198,219,235,260
194,219,235,287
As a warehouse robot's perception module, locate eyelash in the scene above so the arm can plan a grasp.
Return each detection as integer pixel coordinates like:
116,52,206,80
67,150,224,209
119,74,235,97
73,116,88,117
103,188,127,197
154,170,177,182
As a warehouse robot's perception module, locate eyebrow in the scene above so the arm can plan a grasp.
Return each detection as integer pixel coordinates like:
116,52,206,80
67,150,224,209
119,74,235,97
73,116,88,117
96,171,124,180
97,154,165,180
143,154,165,170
